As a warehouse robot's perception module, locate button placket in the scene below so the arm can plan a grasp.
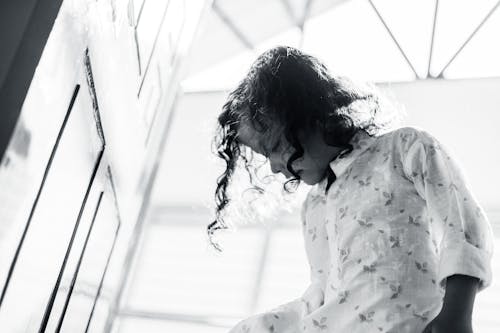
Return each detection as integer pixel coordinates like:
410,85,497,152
325,180,344,297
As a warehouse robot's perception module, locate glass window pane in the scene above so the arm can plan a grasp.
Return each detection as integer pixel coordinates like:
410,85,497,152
63,183,121,333
0,83,104,332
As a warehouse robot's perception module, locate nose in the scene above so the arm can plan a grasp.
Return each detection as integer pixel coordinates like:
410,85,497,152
269,159,282,175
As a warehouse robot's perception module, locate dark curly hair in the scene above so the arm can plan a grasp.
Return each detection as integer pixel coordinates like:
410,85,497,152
207,46,400,252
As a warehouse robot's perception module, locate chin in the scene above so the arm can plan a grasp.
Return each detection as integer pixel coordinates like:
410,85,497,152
301,179,314,185
297,171,312,185
301,172,324,186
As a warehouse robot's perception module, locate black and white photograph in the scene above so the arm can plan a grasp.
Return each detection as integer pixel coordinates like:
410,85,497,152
0,0,499,332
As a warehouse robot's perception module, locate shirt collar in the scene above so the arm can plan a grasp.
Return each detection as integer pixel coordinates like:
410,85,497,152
317,130,378,192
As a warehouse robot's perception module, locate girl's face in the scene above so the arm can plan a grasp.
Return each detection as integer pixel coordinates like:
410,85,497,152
236,120,344,185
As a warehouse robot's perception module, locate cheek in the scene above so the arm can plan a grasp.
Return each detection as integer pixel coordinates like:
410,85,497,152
283,147,316,172
300,156,327,177
289,155,308,172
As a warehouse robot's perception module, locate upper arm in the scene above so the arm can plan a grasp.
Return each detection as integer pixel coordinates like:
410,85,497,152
399,128,494,290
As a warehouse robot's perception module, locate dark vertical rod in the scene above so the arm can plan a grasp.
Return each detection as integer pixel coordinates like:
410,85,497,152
84,219,121,333
55,192,105,332
38,149,104,332
85,167,122,333
134,28,142,76
135,0,147,27
137,0,172,97
0,84,80,308
84,49,106,147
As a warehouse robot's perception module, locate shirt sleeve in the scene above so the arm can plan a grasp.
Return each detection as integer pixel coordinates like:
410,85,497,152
228,192,326,333
401,128,494,292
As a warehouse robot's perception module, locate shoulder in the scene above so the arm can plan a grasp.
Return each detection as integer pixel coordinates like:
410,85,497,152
376,126,441,151
370,127,447,176
378,125,434,141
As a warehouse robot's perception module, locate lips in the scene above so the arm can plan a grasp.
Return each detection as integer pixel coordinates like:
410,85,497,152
282,170,302,179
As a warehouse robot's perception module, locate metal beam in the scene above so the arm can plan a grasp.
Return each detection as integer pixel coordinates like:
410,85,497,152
212,0,254,50
427,0,439,78
436,0,500,78
280,0,298,25
299,0,314,49
368,0,419,79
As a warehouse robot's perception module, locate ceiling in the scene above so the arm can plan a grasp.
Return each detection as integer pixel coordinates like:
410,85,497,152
182,0,500,91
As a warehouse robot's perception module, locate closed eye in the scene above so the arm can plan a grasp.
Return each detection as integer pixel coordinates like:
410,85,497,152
270,137,284,152
270,140,280,152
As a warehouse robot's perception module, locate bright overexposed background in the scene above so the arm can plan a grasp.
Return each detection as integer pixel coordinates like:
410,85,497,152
113,0,500,332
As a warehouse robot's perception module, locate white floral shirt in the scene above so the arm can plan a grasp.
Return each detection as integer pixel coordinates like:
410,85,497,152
229,126,494,333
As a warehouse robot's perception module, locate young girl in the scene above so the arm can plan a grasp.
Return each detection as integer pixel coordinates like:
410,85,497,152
208,46,494,333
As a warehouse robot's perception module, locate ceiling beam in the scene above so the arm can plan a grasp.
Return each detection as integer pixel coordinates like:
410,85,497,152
212,0,254,50
426,0,439,78
299,0,314,49
436,0,500,78
368,0,419,79
280,0,299,25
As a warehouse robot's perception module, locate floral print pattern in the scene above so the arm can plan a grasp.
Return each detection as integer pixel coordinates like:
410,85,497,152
229,127,494,333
